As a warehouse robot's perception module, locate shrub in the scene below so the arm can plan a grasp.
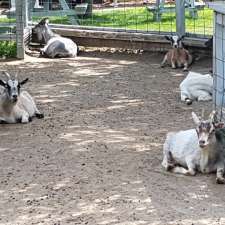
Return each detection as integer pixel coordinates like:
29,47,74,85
0,41,17,58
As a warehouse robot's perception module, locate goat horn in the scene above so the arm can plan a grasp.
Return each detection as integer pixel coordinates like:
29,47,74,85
209,110,217,122
2,71,11,80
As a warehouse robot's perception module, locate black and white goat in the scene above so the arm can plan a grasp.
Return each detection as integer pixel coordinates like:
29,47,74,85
32,18,78,58
161,35,193,71
0,71,44,124
162,111,225,184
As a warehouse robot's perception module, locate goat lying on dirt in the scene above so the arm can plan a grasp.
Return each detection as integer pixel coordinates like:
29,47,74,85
180,71,213,105
32,18,78,58
161,35,193,71
162,111,225,184
0,71,44,123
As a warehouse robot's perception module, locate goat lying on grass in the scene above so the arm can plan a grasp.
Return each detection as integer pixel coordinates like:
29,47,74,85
161,35,193,71
0,71,44,124
32,18,78,58
162,111,225,184
180,71,213,105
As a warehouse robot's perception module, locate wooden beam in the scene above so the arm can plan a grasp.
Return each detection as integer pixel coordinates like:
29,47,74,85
51,27,209,48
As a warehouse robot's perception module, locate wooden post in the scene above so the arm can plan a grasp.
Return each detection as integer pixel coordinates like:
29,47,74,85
176,0,185,36
16,0,27,59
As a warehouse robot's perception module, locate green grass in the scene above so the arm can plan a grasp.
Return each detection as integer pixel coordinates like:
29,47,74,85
32,6,213,35
0,6,214,35
0,18,16,23
81,7,213,35
0,41,16,58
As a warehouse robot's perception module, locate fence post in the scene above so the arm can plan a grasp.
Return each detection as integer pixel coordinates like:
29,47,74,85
175,0,185,36
16,0,28,59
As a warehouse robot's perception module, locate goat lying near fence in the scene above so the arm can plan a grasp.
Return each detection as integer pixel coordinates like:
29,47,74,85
179,71,213,105
32,18,78,58
161,35,193,71
162,111,225,184
0,71,44,124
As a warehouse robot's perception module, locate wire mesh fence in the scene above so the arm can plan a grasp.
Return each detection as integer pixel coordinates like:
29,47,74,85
211,3,225,122
28,0,222,37
0,0,17,57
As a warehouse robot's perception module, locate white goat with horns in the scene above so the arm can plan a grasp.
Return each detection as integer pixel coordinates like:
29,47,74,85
0,71,44,124
162,110,225,184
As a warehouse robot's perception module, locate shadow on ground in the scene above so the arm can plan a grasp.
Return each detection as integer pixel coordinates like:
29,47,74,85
0,51,223,225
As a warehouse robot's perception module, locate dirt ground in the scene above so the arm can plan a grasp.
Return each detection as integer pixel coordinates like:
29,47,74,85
0,50,224,225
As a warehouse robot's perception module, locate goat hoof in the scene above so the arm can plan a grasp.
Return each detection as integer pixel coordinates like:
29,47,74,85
216,177,225,184
183,68,189,72
160,64,165,68
185,98,193,105
36,113,44,119
28,117,33,122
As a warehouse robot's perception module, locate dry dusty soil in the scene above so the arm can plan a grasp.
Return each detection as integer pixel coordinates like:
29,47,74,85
0,50,224,225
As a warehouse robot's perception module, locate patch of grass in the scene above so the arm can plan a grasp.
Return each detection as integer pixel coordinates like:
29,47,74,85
0,41,17,58
0,6,214,36
0,18,16,23
80,7,213,35
34,6,212,35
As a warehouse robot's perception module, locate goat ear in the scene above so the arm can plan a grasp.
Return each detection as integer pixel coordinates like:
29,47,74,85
39,17,49,26
179,35,185,40
0,79,6,87
20,78,29,86
214,122,224,129
165,36,171,41
192,112,200,125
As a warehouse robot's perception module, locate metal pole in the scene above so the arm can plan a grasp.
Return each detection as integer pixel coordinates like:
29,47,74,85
16,0,25,59
176,0,185,36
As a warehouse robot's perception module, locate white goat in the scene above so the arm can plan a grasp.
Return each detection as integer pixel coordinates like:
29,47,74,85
162,111,225,184
0,71,44,124
180,71,213,105
161,35,193,71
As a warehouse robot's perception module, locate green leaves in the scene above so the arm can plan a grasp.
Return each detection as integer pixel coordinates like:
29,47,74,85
0,41,16,58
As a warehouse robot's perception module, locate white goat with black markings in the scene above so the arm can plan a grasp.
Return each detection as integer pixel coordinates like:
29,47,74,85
0,71,44,124
162,111,225,184
180,71,213,105
32,18,78,58
161,35,193,71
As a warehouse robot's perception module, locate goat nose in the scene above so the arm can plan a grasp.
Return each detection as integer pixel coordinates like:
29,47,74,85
12,95,18,100
199,140,205,145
